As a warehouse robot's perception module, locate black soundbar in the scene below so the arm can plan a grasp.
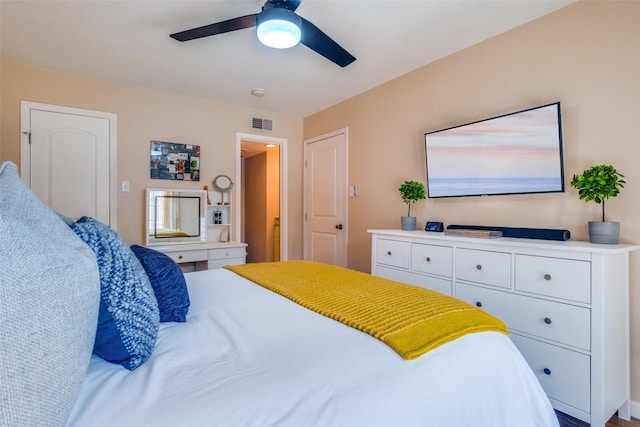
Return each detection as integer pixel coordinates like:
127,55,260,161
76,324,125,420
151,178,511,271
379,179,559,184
446,224,570,241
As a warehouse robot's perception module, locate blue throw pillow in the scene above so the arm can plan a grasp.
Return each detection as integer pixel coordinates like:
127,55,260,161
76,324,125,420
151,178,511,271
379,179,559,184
71,217,159,370
131,245,190,322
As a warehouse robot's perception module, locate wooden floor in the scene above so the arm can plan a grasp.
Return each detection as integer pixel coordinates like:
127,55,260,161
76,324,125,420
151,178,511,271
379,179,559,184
557,411,640,427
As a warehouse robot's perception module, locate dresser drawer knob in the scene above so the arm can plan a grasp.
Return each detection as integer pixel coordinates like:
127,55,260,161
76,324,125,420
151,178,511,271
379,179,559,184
387,251,392,256
543,368,551,375
476,264,482,270
544,273,552,281
225,251,230,256
475,301,482,308
425,257,431,262
544,317,552,325
178,255,183,260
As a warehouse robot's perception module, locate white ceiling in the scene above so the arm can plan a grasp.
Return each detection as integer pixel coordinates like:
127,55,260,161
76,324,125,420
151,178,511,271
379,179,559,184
0,0,573,118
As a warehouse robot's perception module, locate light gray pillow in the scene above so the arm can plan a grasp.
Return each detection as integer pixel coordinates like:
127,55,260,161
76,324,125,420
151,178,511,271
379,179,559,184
0,161,100,426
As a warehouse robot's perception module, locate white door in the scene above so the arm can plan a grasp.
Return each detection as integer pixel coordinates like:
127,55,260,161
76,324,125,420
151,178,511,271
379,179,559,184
21,102,117,227
303,129,347,267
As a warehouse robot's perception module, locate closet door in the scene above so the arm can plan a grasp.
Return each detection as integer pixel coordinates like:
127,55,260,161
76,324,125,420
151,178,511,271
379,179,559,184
303,128,347,267
21,101,117,227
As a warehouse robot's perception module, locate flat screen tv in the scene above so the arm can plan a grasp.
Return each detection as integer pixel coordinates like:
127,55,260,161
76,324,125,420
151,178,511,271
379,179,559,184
424,102,564,198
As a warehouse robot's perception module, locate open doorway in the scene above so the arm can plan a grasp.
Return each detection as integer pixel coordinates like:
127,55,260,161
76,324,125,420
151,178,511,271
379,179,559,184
235,133,288,262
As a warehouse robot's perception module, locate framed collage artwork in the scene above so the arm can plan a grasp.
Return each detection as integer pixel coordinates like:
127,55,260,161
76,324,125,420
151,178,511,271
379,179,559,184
150,140,200,181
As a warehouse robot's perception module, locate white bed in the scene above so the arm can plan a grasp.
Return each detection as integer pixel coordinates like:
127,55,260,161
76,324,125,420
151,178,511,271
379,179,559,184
66,268,559,427
1,160,556,427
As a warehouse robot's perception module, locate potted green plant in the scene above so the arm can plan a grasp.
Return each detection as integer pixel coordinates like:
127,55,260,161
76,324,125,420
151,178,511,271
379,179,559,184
398,180,426,231
570,164,625,244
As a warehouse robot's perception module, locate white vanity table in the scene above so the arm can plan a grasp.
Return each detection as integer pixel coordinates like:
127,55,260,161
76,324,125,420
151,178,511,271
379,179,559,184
145,187,246,272
153,241,247,272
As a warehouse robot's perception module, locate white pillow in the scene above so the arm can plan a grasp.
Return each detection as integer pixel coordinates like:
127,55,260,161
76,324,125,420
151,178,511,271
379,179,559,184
0,161,100,426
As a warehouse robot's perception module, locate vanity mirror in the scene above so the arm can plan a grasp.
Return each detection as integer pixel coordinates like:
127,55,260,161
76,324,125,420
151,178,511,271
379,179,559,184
146,188,207,246
213,175,233,205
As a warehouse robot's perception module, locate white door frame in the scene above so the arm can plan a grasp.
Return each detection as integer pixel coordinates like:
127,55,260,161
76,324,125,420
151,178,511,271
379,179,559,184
20,101,118,229
235,132,288,261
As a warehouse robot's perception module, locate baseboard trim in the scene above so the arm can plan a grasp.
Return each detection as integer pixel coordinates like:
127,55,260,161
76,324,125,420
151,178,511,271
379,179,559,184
630,400,640,419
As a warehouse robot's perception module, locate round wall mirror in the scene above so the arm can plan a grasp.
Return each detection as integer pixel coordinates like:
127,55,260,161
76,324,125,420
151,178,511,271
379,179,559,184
213,175,233,192
213,175,234,205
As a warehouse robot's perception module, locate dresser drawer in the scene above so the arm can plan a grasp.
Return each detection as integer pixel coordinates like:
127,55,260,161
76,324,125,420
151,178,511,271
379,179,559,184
375,265,452,296
455,248,510,288
163,249,208,264
411,243,452,277
209,246,247,260
455,283,590,350
515,255,591,304
510,334,590,413
375,239,410,269
208,257,245,270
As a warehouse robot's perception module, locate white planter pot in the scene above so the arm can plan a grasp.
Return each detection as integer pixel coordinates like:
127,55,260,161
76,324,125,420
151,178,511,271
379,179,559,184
401,216,417,231
588,221,620,244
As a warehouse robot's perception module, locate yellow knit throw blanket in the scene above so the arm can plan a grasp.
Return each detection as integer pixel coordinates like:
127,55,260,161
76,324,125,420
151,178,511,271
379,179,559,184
225,261,508,360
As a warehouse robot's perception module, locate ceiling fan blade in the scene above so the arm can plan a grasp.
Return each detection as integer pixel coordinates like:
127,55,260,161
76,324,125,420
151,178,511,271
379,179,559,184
170,14,257,42
299,17,356,68
266,0,302,12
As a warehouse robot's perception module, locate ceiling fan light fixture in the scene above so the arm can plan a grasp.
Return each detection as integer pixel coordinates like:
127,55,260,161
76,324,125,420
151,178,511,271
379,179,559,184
256,7,301,49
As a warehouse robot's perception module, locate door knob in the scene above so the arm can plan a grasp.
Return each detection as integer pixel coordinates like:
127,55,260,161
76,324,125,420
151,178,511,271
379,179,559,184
335,224,343,230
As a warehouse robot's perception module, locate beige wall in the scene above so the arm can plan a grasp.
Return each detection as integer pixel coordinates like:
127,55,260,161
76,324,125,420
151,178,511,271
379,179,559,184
244,148,280,263
0,62,304,257
245,153,268,263
267,147,280,262
305,0,640,404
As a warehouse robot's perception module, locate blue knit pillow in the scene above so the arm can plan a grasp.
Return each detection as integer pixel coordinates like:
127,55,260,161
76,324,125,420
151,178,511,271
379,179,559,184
71,217,159,370
131,245,190,322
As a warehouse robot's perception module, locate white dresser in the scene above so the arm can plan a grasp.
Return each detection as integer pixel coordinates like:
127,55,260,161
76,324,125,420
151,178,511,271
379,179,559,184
152,241,247,272
368,229,639,426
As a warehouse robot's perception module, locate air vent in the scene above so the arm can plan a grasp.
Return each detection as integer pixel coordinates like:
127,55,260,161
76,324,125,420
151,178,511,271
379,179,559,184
251,116,273,132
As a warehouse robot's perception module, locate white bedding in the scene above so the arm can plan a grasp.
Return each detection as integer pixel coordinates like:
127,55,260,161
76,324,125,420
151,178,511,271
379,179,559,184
67,268,559,427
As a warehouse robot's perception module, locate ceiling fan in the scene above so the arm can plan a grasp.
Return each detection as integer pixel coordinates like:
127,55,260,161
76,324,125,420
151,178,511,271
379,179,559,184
170,0,356,68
